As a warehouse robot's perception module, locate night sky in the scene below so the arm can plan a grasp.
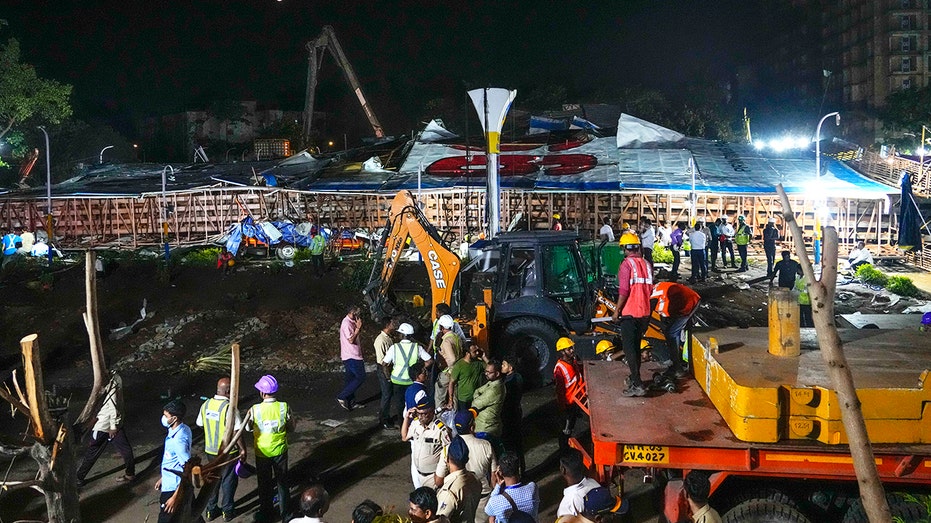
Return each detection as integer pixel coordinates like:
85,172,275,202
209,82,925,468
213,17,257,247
4,1,778,136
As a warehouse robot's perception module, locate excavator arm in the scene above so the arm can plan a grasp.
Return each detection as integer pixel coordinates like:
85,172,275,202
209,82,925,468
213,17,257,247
304,25,385,142
363,190,461,322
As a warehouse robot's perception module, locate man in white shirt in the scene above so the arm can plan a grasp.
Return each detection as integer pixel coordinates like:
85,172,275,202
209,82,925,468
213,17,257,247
556,448,601,517
598,217,615,243
688,224,708,283
718,218,736,268
76,368,135,487
848,241,874,271
291,484,330,523
639,217,656,265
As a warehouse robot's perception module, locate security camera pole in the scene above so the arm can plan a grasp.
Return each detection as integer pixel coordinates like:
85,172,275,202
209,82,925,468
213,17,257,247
468,88,516,239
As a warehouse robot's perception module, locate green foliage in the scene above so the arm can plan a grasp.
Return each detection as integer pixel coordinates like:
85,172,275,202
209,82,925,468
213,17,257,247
881,86,931,136
340,257,376,292
886,275,922,298
292,247,313,263
0,38,73,142
895,492,931,523
855,263,888,287
651,243,674,264
180,247,222,267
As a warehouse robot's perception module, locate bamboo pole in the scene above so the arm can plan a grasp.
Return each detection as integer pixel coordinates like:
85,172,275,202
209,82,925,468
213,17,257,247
21,334,52,445
776,184,891,523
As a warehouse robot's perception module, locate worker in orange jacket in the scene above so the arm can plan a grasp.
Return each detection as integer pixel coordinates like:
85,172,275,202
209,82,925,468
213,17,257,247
554,337,582,449
651,282,701,378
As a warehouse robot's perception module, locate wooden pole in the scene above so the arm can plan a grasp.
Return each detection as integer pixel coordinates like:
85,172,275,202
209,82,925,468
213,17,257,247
776,184,891,523
76,250,108,429
21,334,53,445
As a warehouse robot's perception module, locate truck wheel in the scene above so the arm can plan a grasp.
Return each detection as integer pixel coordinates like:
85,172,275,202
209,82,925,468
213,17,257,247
720,487,798,515
723,500,811,523
842,492,930,523
502,317,561,387
276,245,297,260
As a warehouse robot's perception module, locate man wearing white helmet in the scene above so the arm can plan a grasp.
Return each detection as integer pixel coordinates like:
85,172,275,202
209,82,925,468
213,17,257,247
248,374,293,523
383,323,433,423
434,314,462,409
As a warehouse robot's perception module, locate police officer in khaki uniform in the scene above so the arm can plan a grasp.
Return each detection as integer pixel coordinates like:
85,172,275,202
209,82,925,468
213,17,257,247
248,375,294,523
434,315,462,409
436,436,482,523
196,378,247,522
401,397,451,488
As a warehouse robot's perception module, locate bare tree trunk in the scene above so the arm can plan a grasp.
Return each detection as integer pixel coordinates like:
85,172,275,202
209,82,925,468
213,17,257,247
777,185,891,523
76,251,108,430
21,335,82,523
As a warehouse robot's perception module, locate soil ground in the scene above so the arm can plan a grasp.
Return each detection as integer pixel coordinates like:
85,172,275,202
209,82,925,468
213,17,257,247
0,248,928,522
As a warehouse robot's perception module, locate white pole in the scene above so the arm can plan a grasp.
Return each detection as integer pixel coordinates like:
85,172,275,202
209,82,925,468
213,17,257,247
814,112,840,264
38,126,53,265
98,145,114,164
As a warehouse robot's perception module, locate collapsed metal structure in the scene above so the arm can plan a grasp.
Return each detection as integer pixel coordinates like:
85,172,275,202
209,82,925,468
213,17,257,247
1,116,928,270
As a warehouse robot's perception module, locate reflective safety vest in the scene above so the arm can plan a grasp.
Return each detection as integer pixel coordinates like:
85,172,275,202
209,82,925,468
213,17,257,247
200,397,231,455
310,234,326,255
795,277,811,306
553,359,580,406
250,401,289,458
735,224,751,246
621,256,653,318
389,340,421,386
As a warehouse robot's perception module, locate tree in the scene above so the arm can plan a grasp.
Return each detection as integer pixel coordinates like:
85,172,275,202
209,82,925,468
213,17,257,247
0,38,72,142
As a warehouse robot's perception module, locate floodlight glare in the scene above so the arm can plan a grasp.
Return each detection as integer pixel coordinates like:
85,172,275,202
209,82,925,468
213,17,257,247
753,141,766,150
794,137,810,149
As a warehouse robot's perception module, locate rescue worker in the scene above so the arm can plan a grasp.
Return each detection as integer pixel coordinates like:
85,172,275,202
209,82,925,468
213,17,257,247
611,231,653,397
651,282,701,378
2,225,22,261
471,359,504,438
155,399,191,523
763,217,780,277
401,397,451,488
248,374,294,523
196,377,247,522
383,323,433,422
436,436,483,523
554,337,583,448
734,215,751,272
594,339,621,361
552,213,564,231
431,304,467,346
434,314,463,409
309,226,326,277
795,275,813,328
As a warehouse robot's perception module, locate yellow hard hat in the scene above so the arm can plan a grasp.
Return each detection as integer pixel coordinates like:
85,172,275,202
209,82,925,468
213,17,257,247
553,213,561,220
595,339,615,355
556,337,575,351
619,231,641,247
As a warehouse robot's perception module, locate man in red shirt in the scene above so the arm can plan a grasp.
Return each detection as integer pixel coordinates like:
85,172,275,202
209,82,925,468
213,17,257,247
553,337,582,449
651,282,701,378
611,231,653,397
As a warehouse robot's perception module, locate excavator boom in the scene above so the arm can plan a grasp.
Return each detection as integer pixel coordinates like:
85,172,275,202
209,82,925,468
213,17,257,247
304,25,385,142
364,191,460,322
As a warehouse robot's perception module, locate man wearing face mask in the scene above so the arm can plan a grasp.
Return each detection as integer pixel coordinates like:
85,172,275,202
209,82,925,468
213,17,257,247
155,399,192,523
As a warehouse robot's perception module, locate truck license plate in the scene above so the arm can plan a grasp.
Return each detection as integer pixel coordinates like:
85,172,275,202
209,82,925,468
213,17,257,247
623,445,669,464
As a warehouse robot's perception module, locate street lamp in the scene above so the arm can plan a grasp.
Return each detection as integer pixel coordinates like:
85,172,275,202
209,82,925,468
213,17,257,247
99,145,114,164
161,165,175,261
37,126,53,265
814,112,840,265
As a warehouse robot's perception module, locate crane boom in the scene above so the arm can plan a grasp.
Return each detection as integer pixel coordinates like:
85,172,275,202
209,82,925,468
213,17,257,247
303,25,385,142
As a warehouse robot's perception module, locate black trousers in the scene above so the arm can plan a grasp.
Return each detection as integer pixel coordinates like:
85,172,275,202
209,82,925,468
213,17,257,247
720,240,735,266
76,427,135,481
256,453,289,522
206,458,239,515
765,243,777,276
620,316,651,386
158,490,180,523
378,370,394,424
709,243,719,268
670,248,681,278
310,254,324,276
737,244,748,270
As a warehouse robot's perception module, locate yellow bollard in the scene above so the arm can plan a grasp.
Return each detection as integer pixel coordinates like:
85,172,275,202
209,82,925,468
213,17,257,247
768,288,800,357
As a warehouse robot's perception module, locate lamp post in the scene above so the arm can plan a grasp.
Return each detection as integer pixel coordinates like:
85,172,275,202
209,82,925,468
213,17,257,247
814,111,840,265
468,87,517,239
161,165,175,261
37,126,53,266
99,145,114,164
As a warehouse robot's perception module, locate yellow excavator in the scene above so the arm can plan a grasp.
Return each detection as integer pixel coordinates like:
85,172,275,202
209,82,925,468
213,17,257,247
363,190,624,383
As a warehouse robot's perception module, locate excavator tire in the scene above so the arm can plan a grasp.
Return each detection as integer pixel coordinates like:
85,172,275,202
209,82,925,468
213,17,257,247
723,500,811,523
842,492,929,523
502,317,561,387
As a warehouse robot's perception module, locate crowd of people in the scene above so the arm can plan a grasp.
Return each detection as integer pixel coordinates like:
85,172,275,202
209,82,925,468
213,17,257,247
1,221,59,266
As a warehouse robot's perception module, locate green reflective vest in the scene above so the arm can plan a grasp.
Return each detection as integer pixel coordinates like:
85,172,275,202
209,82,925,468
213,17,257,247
310,234,326,255
251,400,289,458
795,277,810,306
389,340,421,386
200,397,230,455
735,224,751,246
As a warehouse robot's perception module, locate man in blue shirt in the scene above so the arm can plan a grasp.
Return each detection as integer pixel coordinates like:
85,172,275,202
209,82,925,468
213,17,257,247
405,360,430,412
485,451,539,523
155,399,192,523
